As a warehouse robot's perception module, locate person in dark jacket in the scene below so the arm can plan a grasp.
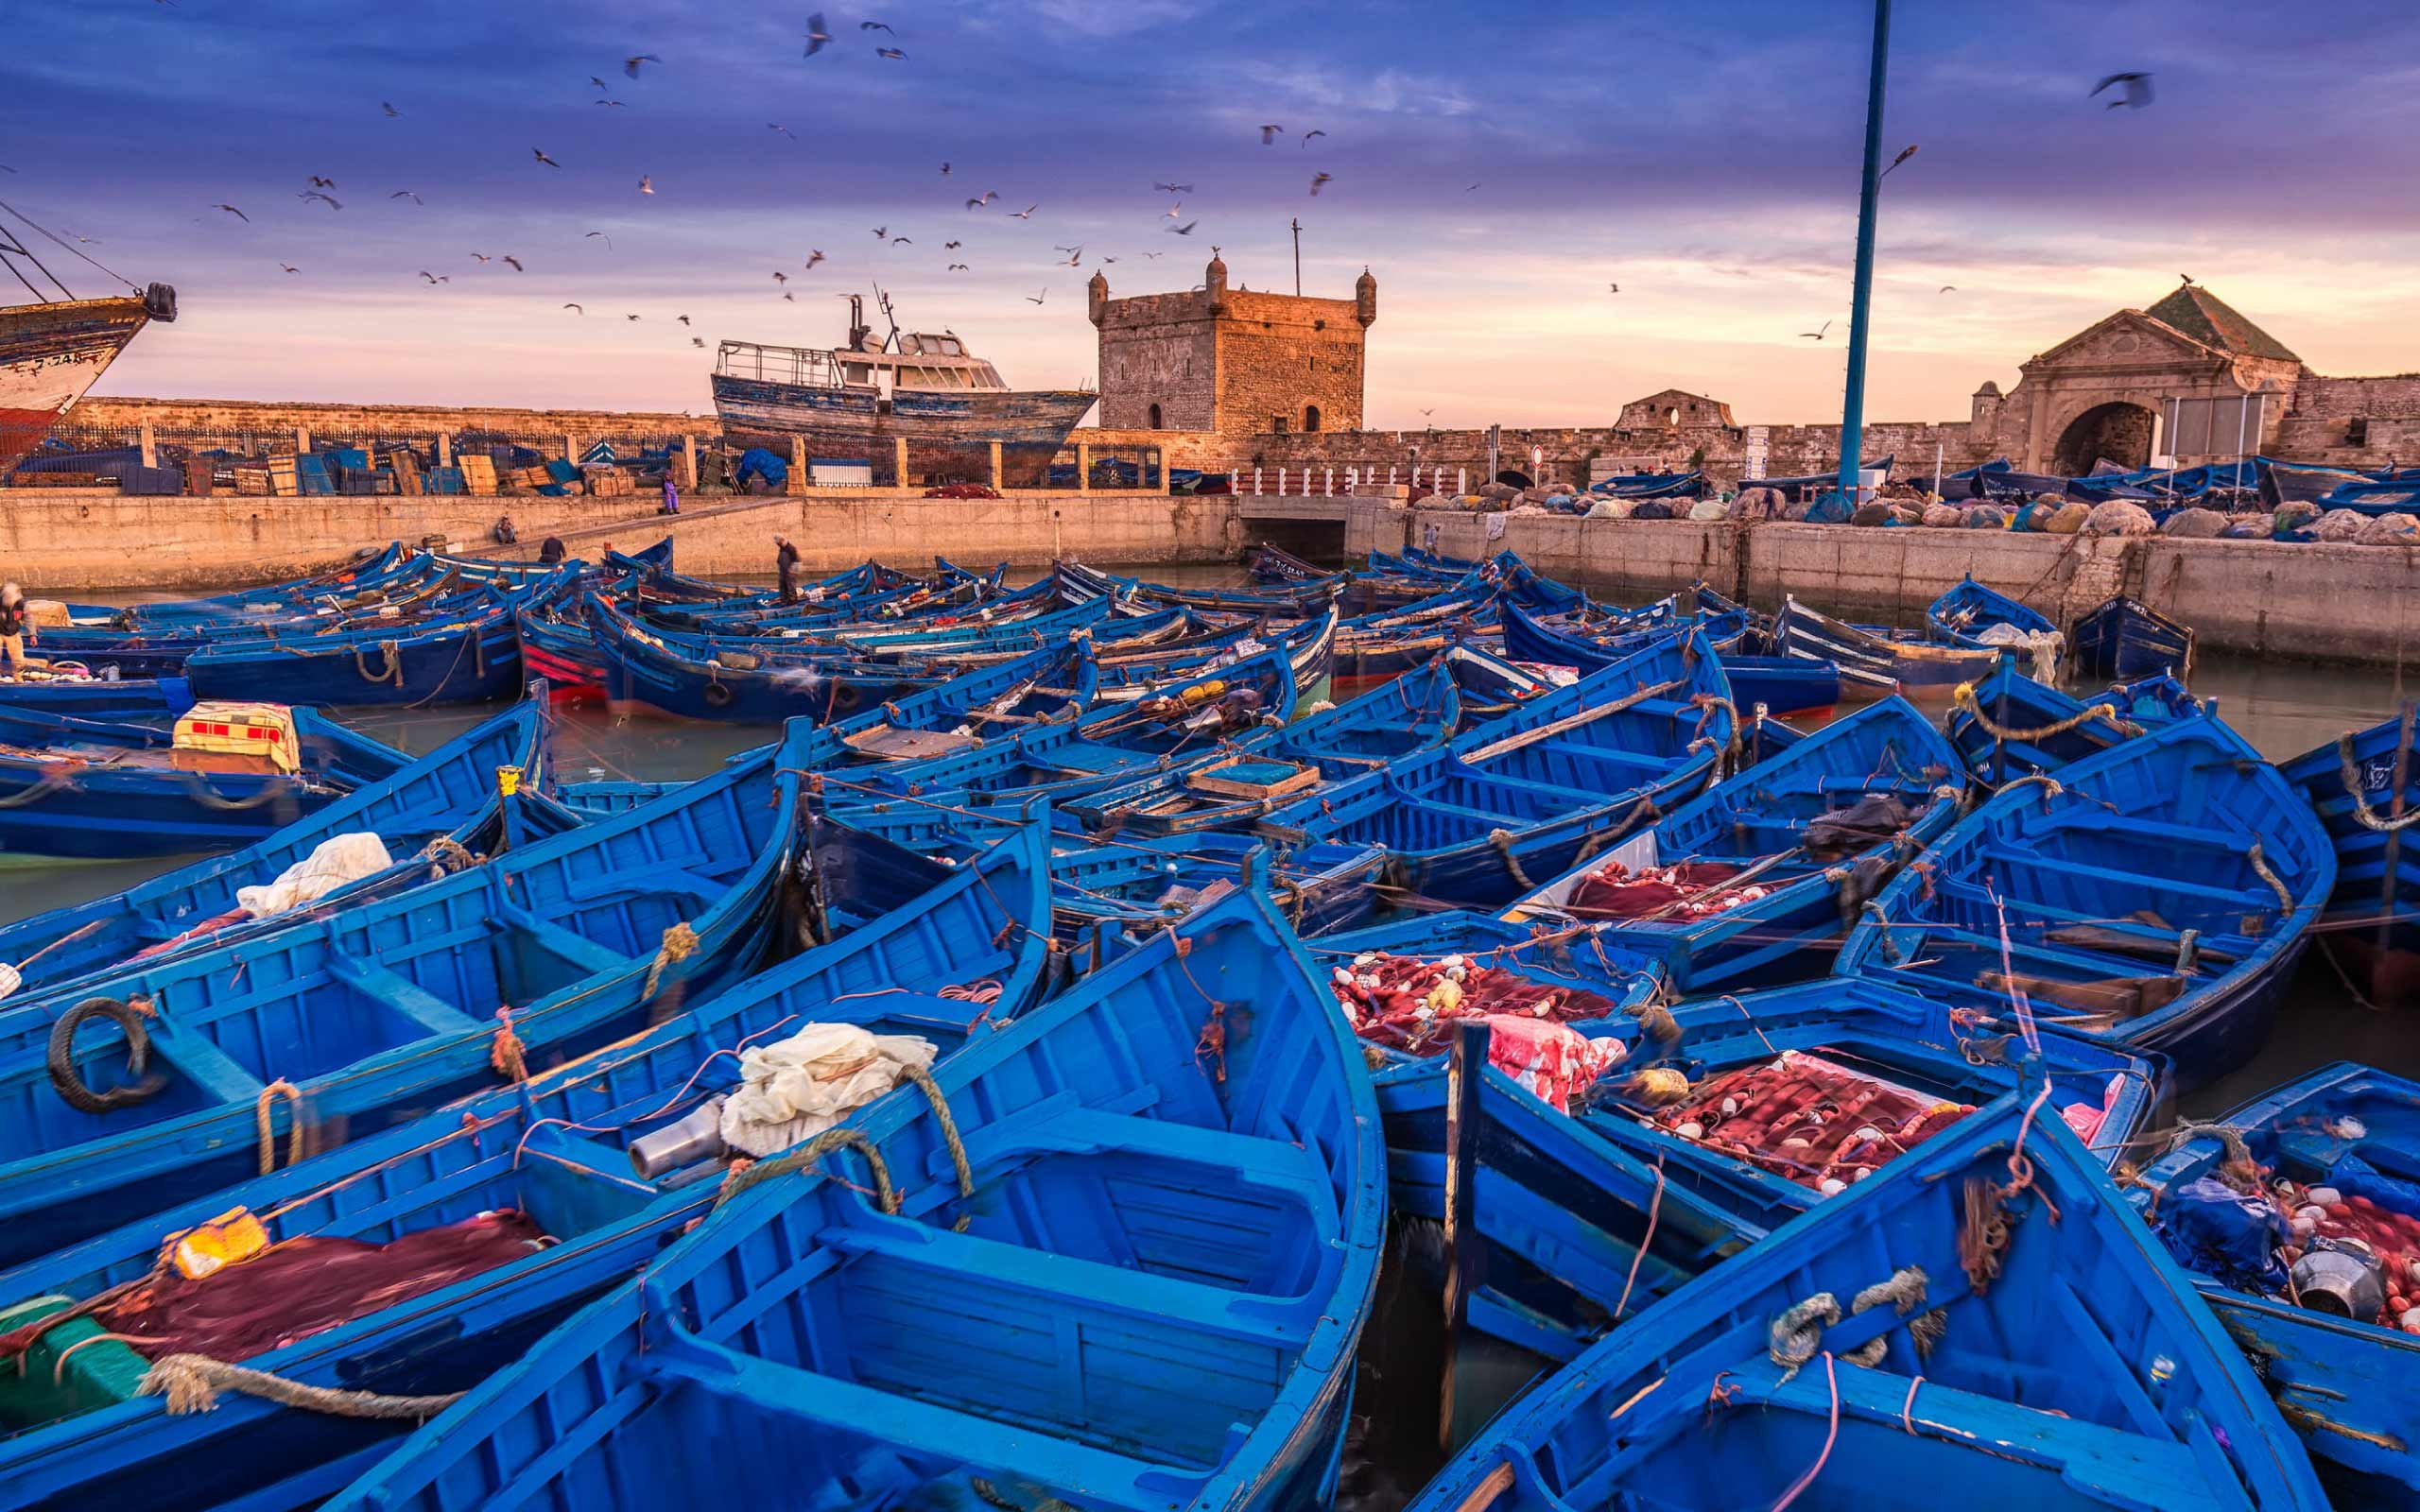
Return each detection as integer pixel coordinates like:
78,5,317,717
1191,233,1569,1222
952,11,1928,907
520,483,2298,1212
539,536,567,564
775,536,800,603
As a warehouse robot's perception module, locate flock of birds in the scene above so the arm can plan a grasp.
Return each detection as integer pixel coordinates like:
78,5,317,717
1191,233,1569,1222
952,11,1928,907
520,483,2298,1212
181,18,2162,370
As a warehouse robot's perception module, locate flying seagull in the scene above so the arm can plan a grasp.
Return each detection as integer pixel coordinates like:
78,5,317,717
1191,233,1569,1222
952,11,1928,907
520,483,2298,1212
1153,181,1193,193
637,175,654,194
624,54,660,78
470,252,491,263
2178,272,2196,285
773,270,788,284
502,255,524,271
390,190,423,204
678,314,690,324
691,336,705,347
586,231,613,249
1301,129,1326,147
279,263,300,273
1308,172,1331,196
803,13,831,55
805,249,825,268
769,123,796,138
944,239,961,249
1027,288,1047,304
595,99,628,108
1167,219,1198,235
871,225,888,238
212,203,249,220
948,263,969,270
782,291,795,301
1009,204,1037,219
876,48,907,60
309,174,337,188
892,236,913,245
381,101,399,117
589,75,609,90
1258,124,1283,145
1880,144,1918,178
299,190,342,209
533,147,562,167
2092,72,2153,109
939,163,951,175
625,313,641,321
1939,284,1957,293
418,270,441,283
861,20,894,31
1800,320,1832,340
1165,201,1184,217
562,302,583,314
1608,283,1619,293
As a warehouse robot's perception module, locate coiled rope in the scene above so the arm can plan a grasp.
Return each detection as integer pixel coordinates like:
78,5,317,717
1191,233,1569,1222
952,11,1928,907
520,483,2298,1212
139,1354,460,1419
255,1077,306,1174
420,836,481,878
2334,723,2419,832
641,921,700,1000
353,640,404,688
2245,840,2294,913
717,1125,898,1211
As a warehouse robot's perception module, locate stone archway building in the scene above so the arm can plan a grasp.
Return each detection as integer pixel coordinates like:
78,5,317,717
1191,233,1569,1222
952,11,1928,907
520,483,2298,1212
1987,284,2306,473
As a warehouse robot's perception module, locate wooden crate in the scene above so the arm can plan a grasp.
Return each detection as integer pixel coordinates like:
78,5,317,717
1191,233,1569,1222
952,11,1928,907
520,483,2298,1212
1183,756,1322,801
458,455,498,492
234,470,272,496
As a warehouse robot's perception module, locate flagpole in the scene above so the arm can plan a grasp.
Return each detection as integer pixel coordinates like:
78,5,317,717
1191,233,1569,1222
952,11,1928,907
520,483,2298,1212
1835,0,1893,505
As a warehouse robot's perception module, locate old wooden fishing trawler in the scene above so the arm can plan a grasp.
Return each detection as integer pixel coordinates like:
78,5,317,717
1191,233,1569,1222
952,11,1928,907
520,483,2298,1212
0,201,177,476
709,290,1095,485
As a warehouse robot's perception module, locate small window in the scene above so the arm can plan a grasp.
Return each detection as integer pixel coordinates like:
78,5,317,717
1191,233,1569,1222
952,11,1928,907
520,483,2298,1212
1148,403,1164,429
1304,404,1322,433
2350,417,2371,445
1272,416,1289,435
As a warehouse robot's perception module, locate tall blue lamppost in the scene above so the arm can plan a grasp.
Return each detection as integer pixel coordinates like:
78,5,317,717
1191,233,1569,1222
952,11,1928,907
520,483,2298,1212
1834,0,1893,503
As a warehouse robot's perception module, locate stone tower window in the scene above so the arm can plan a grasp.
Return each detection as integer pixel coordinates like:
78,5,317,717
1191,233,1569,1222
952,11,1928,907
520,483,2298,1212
1272,416,1289,435
1305,404,1322,433
1148,403,1163,430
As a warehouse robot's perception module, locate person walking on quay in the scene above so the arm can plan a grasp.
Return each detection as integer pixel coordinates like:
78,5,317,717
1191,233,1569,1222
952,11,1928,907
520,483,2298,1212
662,475,680,515
776,536,800,603
0,584,36,679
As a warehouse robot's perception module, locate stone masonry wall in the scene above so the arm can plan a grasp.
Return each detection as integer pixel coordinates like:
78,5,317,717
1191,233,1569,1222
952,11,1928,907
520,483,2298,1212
1092,290,1220,431
73,394,700,442
1214,290,1368,438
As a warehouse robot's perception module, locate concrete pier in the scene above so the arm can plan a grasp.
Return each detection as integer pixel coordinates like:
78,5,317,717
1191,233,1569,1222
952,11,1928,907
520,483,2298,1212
4,487,2414,668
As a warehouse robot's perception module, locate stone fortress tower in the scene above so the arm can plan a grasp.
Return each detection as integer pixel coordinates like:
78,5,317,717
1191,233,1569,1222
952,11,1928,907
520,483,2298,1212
1088,253,1375,438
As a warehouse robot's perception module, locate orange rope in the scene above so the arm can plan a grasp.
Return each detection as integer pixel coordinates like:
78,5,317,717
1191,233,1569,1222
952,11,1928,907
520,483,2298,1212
255,1078,305,1175
491,1008,529,1083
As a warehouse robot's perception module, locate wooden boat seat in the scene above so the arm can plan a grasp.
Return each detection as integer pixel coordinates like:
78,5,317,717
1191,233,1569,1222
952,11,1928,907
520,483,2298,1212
564,867,726,909
641,1329,1214,1496
1932,882,2251,961
1988,853,2274,912
2044,812,2261,855
139,1017,268,1104
323,954,482,1037
489,902,635,978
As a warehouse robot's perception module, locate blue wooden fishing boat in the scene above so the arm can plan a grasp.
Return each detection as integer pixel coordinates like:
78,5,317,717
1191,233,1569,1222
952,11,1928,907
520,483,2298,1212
2074,593,2197,681
0,725,810,1266
1837,716,2336,1090
1406,1095,2328,1511
1055,556,1343,617
1946,658,2207,784
1508,696,1967,990
1257,628,1735,911
0,694,551,998
323,878,1385,1512
0,673,194,718
1499,596,1750,668
1773,593,2003,697
586,593,946,721
2135,1061,2420,1504
0,703,411,859
0,818,1054,1511
1305,908,1669,1004
182,581,544,707
1072,656,1461,836
2282,704,2420,1006
1928,573,2064,678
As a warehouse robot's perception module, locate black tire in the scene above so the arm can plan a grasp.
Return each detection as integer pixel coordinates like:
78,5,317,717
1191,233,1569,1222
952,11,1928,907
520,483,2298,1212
46,997,167,1114
702,681,735,710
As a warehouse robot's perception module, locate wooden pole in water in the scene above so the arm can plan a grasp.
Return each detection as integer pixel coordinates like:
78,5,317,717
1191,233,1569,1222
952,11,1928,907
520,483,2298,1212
1439,1017,1490,1454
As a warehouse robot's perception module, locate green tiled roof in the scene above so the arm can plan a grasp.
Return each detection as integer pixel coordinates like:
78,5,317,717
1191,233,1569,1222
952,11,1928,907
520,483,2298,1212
2143,285,2299,363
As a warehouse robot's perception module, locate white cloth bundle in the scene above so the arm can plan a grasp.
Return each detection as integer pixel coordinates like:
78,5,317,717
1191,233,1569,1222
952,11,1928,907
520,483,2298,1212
235,833,395,918
717,1023,939,1158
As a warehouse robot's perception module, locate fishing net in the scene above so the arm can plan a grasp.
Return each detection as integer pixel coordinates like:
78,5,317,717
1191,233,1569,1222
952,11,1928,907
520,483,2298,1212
1647,1052,1973,1195
0,1210,545,1368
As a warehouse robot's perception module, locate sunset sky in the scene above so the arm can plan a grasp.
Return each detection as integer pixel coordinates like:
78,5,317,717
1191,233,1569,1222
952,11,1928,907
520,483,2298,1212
9,0,2417,430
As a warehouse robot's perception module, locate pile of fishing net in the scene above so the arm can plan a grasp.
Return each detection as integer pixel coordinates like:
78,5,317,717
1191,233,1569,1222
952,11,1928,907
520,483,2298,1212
0,1208,544,1369
1562,860,1767,921
2083,500,2155,536
2159,507,2228,539
1635,1051,1975,1195
1328,951,1633,1109
2159,1138,2420,1333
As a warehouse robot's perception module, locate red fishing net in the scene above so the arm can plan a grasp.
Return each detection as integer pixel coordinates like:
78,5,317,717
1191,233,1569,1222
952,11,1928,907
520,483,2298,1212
1650,1052,1973,1195
1564,860,1768,921
2271,1181,2420,1331
3,1210,548,1366
1330,951,1631,1110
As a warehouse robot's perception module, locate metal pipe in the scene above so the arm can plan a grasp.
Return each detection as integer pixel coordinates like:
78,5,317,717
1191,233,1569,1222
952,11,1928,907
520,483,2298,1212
1834,0,1894,506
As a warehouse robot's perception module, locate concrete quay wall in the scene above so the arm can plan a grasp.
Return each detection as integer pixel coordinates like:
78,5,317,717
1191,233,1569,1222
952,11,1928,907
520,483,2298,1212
0,489,1244,591
1352,505,2420,665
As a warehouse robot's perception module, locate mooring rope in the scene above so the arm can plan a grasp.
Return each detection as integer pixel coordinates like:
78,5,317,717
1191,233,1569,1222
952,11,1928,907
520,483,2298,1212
254,1077,305,1175
2336,723,2420,832
641,920,700,1000
139,1354,461,1419
1950,681,2136,744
